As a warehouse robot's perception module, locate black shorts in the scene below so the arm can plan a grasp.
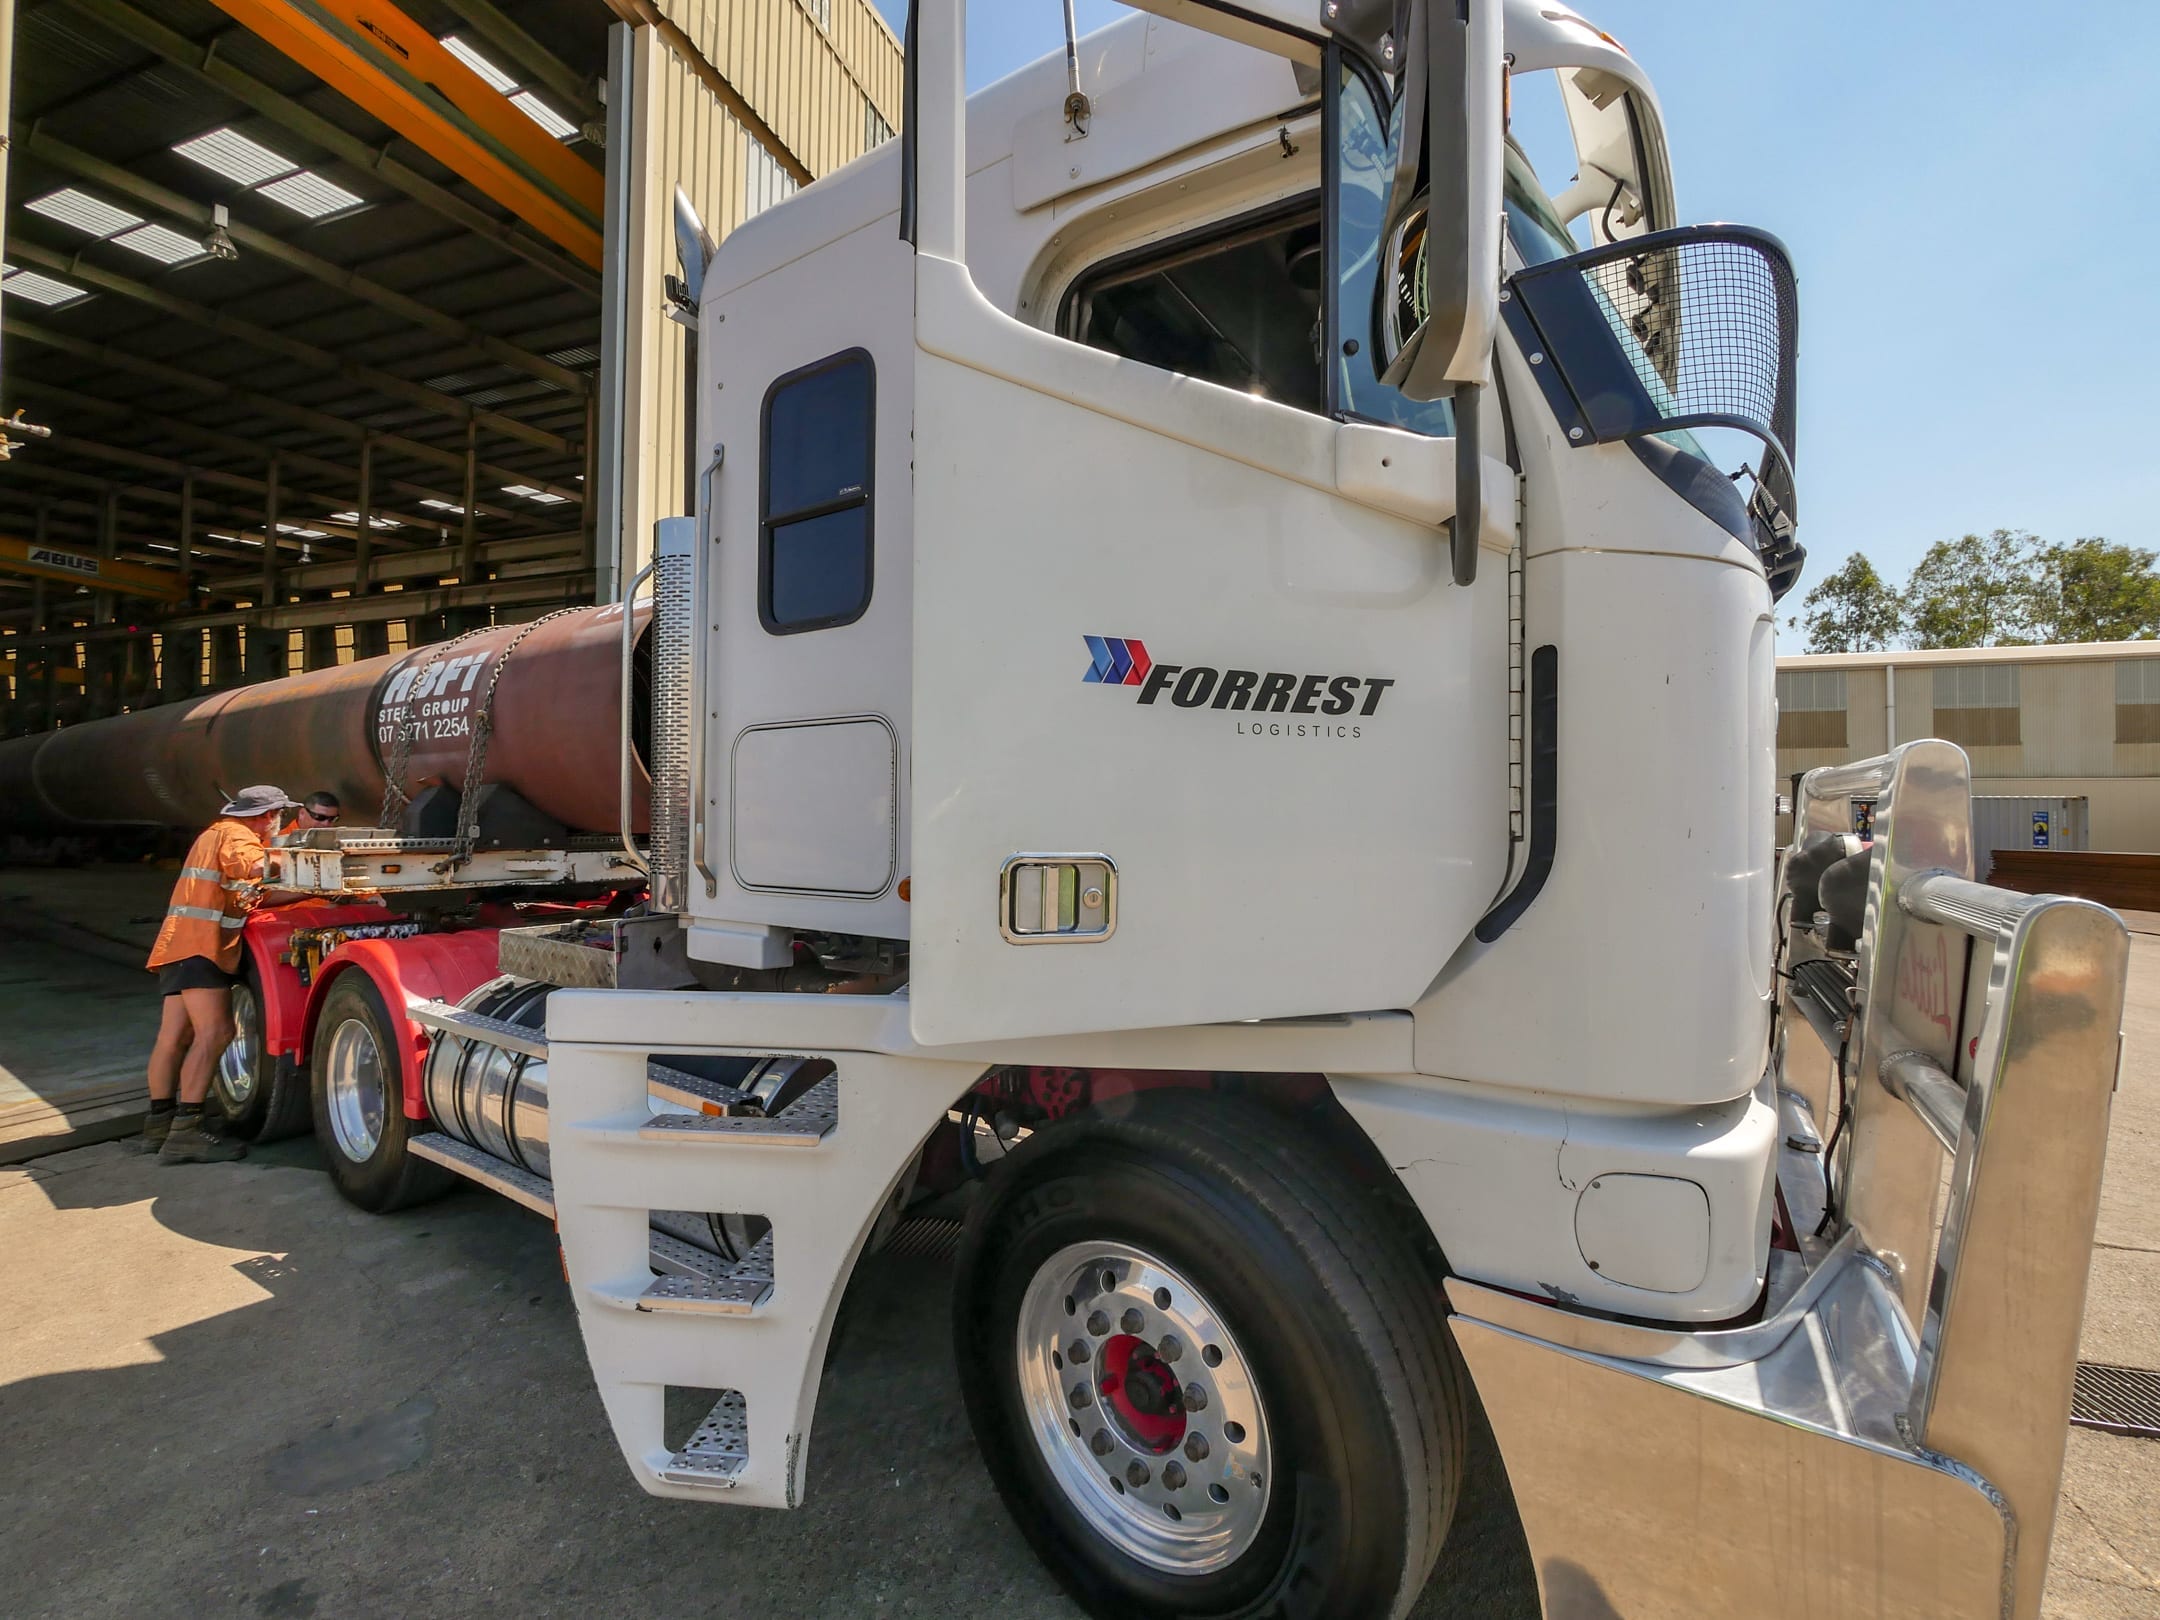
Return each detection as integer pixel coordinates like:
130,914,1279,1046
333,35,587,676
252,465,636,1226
157,956,236,996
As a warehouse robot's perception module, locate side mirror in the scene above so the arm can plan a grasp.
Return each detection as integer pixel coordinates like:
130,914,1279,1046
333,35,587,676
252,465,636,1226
1371,0,1503,587
1378,0,1504,404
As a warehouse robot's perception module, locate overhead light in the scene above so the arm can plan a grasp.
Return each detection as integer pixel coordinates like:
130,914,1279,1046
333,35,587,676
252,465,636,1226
421,499,466,514
328,511,403,529
511,92,577,140
546,345,599,367
259,172,364,220
202,204,238,262
0,265,92,307
27,187,143,237
440,34,516,92
113,223,209,265
174,127,294,186
502,484,568,504
275,523,328,538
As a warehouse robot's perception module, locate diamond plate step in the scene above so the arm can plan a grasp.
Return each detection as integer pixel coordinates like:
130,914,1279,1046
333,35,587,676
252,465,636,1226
2071,1361,2160,1439
639,1075,837,1146
647,1062,750,1116
409,999,548,1060
658,1391,748,1489
410,1134,555,1217
639,1230,775,1315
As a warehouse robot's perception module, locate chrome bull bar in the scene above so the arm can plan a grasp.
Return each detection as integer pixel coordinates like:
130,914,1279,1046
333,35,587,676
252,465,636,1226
1448,741,2127,1620
1798,743,2128,1619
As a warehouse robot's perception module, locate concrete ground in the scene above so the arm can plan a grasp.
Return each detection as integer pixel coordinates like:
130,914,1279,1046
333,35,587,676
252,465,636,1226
0,867,2152,1618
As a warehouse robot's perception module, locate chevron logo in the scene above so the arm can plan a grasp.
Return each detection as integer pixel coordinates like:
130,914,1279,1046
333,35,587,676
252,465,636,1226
1081,635,1152,686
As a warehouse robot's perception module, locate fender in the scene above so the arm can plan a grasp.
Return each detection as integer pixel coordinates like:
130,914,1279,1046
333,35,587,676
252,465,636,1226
302,929,504,1117
240,902,399,1060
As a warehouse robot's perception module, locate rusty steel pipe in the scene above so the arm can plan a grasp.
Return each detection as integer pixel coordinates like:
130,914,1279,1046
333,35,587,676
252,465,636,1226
0,602,653,835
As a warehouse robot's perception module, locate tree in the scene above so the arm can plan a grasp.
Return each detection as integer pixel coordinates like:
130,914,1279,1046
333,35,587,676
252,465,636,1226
2032,537,2160,643
1795,553,1903,652
1902,529,2046,649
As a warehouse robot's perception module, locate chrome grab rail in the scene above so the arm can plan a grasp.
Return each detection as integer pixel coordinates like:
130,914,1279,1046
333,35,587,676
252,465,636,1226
687,448,723,899
1793,742,2129,1620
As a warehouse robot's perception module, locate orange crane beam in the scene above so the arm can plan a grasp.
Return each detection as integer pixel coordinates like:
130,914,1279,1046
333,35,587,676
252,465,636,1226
201,0,604,266
0,534,190,602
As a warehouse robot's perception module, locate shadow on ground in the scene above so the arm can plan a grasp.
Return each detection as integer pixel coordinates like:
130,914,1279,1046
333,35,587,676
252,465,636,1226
0,1135,1536,1619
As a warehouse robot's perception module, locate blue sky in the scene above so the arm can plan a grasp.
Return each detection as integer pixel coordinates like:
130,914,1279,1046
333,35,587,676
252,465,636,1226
870,3,2160,593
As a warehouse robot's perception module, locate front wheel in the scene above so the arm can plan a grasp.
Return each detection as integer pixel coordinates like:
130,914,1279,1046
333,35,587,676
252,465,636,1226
309,971,452,1213
953,1092,1467,1620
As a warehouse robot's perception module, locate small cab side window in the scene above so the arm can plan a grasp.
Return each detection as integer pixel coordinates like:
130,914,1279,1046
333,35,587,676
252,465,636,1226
761,349,874,634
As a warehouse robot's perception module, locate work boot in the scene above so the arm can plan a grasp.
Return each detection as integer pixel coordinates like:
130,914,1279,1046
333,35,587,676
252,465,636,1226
122,1108,175,1155
158,1113,247,1165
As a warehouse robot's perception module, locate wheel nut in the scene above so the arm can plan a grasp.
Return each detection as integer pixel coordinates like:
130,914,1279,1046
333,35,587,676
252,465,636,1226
1120,1308,1145,1335
1184,1432,1209,1462
1068,1339,1091,1364
1163,1461,1186,1490
1127,1460,1150,1487
1069,1383,1093,1409
1158,1335,1182,1363
1183,1383,1208,1412
1090,1430,1113,1457
1087,1310,1110,1337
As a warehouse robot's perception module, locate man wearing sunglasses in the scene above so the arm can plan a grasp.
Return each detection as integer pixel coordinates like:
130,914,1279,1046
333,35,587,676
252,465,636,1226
294,792,341,832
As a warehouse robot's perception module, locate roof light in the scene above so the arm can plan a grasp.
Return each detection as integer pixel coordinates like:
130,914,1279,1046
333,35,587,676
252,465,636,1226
421,499,466,514
0,265,92,307
511,92,577,140
502,484,568,504
174,127,295,187
328,511,404,529
275,523,328,538
27,187,143,237
259,172,364,219
546,345,599,367
113,223,208,265
440,34,516,92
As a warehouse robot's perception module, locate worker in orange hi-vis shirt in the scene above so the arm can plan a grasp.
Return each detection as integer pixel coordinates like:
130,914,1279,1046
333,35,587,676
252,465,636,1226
132,785,299,1164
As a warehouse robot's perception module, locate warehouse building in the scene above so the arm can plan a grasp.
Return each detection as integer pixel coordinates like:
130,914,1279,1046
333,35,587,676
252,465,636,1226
1778,642,2160,852
0,0,899,734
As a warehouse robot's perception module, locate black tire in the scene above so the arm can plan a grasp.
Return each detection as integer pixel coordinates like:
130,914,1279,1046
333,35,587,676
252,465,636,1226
310,971,454,1213
953,1092,1467,1620
209,963,276,1136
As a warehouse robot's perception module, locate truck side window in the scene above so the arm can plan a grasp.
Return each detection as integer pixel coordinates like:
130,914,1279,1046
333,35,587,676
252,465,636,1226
760,349,874,634
1059,202,1327,414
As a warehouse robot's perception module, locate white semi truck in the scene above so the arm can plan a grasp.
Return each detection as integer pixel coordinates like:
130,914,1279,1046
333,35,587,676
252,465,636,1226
137,3,2130,1615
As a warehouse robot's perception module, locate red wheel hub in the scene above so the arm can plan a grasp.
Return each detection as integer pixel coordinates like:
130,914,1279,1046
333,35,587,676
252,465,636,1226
1098,1334,1186,1452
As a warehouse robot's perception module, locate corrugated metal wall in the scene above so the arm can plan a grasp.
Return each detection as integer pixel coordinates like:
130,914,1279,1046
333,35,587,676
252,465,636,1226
615,0,902,580
659,0,903,181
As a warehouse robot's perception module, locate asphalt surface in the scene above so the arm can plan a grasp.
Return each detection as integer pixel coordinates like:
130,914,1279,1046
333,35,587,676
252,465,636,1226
0,873,2153,1617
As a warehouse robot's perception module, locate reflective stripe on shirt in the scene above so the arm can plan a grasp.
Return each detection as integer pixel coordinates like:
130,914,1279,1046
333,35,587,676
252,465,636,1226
180,866,222,883
167,903,231,925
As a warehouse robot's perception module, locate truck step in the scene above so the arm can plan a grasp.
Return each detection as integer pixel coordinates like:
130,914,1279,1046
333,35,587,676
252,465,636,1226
657,1391,749,1489
640,1229,775,1315
639,1075,838,1147
647,1062,751,1115
409,999,549,1061
410,1133,555,1217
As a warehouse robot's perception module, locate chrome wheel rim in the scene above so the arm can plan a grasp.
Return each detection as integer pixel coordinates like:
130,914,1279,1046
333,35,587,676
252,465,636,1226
1015,1240,1272,1574
323,1016,386,1163
216,984,260,1108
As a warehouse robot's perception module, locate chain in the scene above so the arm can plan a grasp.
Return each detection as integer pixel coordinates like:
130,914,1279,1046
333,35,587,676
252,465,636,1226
377,623,490,829
451,606,583,860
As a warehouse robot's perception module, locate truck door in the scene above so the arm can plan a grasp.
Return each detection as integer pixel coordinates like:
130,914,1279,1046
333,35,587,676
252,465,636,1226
903,10,1510,1045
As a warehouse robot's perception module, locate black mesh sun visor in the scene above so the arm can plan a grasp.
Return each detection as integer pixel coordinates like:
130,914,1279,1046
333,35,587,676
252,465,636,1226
1502,224,1800,546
